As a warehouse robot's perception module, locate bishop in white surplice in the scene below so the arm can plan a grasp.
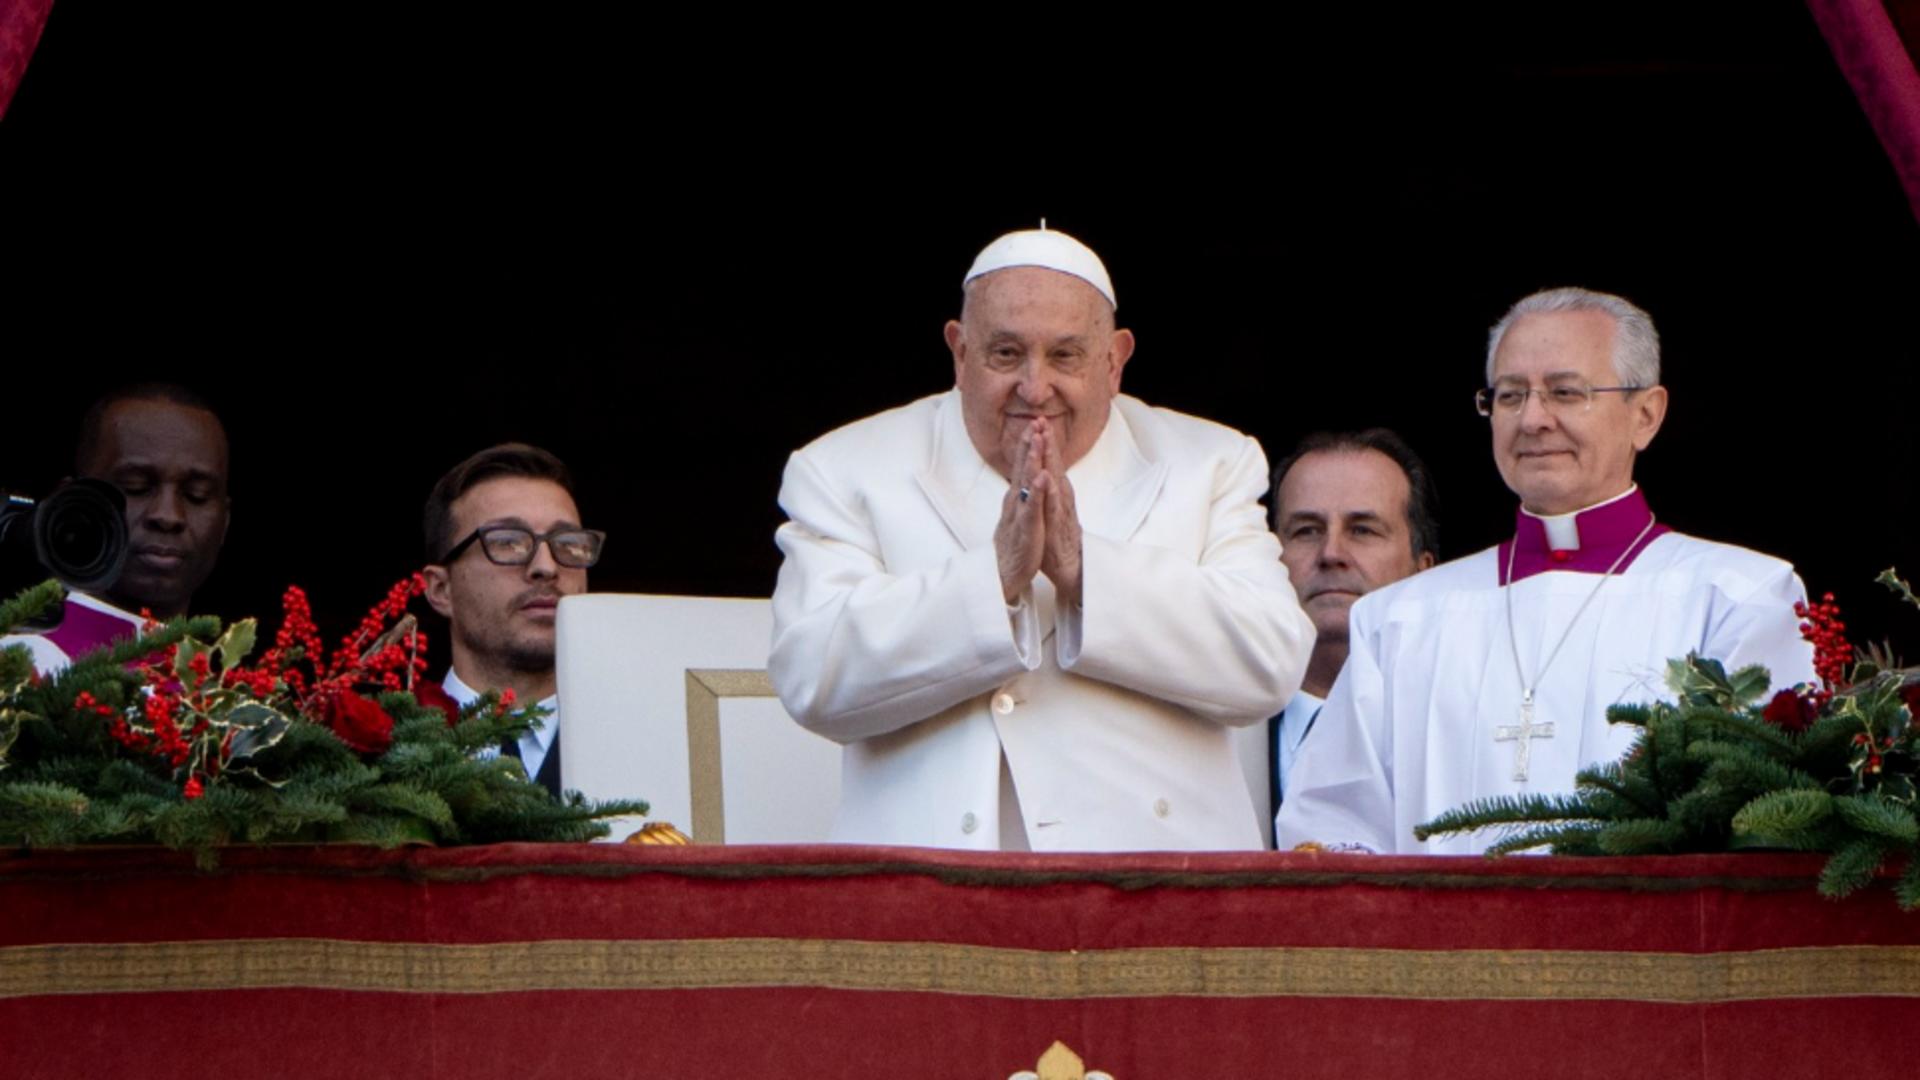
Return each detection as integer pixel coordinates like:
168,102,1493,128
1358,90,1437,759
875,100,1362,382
1274,487,1813,854
1275,287,1816,855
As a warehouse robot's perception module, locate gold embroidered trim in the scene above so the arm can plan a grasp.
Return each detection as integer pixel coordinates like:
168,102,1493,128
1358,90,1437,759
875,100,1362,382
3,938,1916,1003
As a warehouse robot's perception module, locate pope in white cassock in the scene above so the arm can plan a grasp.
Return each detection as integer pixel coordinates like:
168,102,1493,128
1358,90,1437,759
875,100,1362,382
1275,287,1816,855
770,227,1315,852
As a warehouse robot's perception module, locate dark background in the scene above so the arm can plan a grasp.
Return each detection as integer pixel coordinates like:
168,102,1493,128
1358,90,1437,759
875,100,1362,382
5,6,1917,660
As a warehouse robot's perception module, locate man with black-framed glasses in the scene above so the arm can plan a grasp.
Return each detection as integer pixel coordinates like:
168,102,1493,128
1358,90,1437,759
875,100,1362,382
1277,287,1814,855
422,443,603,797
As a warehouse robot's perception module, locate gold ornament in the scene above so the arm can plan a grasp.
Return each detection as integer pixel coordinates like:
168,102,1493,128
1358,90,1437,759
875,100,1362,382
625,821,691,845
1008,1040,1114,1080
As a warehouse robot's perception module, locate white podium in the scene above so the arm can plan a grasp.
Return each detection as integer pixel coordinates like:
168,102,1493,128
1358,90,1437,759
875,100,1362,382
555,594,842,844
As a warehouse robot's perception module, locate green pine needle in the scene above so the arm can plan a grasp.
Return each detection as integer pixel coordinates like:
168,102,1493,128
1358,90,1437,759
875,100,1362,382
1575,760,1666,816
1894,858,1920,911
1596,817,1689,855
1483,823,1607,856
1832,794,1920,843
1415,792,1599,842
1732,788,1835,842
1818,837,1892,900
0,580,66,635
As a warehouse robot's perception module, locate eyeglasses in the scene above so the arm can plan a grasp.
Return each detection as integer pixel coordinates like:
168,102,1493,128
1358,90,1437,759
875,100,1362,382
1475,381,1642,417
440,526,606,568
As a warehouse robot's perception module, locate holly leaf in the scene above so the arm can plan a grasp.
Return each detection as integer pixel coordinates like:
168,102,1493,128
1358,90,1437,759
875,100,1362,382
214,619,257,669
1727,663,1773,704
225,702,292,764
174,638,209,689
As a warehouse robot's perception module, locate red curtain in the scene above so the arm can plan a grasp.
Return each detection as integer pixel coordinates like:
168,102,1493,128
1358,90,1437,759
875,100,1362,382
0,0,52,119
1808,0,1920,223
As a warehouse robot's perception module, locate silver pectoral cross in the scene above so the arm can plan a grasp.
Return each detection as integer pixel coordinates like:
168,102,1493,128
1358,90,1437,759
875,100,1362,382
1494,690,1555,782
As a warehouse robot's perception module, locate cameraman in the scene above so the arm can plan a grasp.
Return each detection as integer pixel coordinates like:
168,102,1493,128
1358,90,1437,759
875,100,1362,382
2,385,229,672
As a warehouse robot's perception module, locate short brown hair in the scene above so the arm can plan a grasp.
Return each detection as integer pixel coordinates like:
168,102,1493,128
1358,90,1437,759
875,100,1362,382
422,443,576,563
1270,428,1440,563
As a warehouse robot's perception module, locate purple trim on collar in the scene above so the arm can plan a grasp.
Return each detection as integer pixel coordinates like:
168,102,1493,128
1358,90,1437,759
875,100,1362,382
1497,488,1671,584
42,598,142,660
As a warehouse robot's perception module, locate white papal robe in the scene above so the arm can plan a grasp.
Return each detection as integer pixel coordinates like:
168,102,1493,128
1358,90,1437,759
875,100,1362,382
1275,488,1815,855
770,390,1313,852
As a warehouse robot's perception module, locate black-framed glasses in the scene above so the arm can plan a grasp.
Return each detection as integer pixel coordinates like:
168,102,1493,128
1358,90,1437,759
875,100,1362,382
440,526,607,568
1475,381,1642,417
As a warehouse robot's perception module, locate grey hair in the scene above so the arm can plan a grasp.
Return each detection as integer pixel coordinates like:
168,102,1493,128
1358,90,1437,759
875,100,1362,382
1484,287,1661,388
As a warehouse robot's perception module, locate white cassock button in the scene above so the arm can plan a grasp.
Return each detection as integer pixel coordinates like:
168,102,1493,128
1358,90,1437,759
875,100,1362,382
961,812,978,834
1153,798,1171,819
992,692,1016,715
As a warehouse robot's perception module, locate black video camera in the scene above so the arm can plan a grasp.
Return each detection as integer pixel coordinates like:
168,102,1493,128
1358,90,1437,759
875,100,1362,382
0,480,130,632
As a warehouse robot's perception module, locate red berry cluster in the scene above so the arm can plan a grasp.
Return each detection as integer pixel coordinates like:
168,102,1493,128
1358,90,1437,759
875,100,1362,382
138,692,198,768
132,642,180,689
74,691,137,753
362,635,430,692
261,585,326,694
343,575,426,651
1794,592,1851,704
304,574,429,698
267,575,430,706
89,683,189,769
220,666,278,698
1851,732,1896,774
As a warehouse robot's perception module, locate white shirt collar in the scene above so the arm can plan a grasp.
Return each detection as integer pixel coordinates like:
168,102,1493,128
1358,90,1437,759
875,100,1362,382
1519,484,1640,552
441,669,558,755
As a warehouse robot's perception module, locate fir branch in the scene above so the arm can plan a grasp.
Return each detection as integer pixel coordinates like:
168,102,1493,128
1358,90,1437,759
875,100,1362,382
0,580,66,635
1648,703,1692,794
1896,857,1920,912
1414,792,1600,842
1832,794,1920,843
1605,702,1654,729
1797,713,1868,769
1667,786,1747,841
1596,817,1689,855
1483,823,1606,856
101,616,221,667
1732,789,1836,846
329,813,436,847
1818,836,1893,900
1683,708,1797,755
1574,760,1665,816
1573,789,1654,822
82,793,171,841
348,784,455,831
1687,742,1819,798
0,781,90,843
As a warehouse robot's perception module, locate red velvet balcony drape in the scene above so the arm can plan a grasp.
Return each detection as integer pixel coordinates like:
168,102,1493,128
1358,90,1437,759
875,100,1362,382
2,844,1917,1079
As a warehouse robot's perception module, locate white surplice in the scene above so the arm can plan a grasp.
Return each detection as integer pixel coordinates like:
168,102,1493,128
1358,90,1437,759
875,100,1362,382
1275,529,1815,855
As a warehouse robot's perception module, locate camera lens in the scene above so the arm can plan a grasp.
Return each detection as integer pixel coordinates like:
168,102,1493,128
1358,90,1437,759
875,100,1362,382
35,480,129,592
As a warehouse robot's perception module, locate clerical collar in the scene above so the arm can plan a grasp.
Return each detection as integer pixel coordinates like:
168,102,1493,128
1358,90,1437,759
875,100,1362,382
1498,486,1669,584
